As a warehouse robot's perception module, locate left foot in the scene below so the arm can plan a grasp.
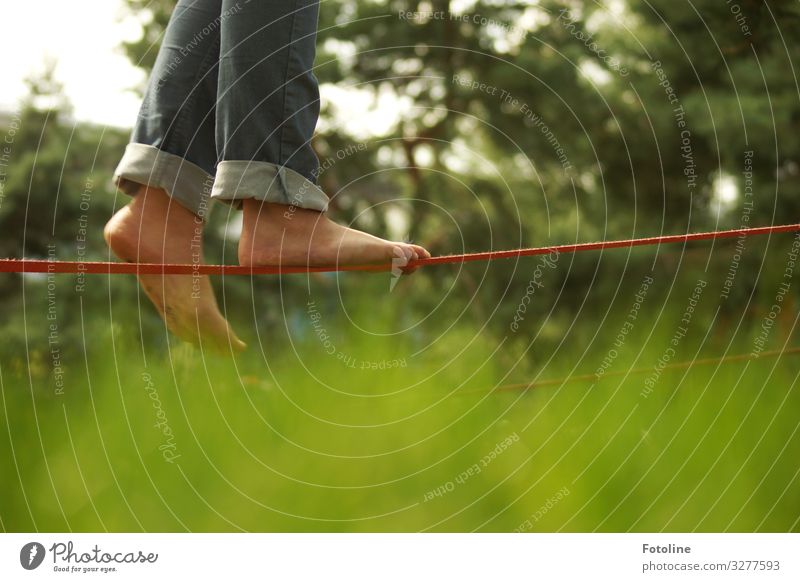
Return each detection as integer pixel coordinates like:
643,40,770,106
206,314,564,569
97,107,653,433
104,186,247,352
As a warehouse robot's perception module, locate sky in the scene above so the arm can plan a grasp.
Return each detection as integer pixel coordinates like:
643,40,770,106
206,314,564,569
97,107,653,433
2,0,145,127
1,0,395,135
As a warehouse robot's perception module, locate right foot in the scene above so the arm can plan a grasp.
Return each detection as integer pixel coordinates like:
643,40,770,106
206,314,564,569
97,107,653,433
104,186,246,352
238,200,430,273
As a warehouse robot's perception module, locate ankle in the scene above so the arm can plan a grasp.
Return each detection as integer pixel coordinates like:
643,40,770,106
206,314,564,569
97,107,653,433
105,187,204,262
242,199,325,229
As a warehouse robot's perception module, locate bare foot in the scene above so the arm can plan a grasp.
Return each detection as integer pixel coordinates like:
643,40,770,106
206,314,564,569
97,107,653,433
104,186,246,352
238,200,430,273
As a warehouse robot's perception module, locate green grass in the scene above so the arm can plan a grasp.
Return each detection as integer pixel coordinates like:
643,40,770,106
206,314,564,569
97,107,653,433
2,267,800,532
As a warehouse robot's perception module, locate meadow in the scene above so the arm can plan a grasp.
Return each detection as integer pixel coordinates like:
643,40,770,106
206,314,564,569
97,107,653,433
2,0,799,540
2,240,799,533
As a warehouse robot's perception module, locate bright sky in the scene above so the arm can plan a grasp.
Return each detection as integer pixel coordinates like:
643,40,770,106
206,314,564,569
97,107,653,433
0,0,393,135
2,0,145,127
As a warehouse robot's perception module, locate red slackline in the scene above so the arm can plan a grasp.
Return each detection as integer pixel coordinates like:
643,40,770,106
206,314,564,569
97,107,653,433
1,223,799,276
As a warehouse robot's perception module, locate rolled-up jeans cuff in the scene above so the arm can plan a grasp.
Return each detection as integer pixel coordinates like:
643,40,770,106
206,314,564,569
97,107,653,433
113,143,214,219
210,161,329,212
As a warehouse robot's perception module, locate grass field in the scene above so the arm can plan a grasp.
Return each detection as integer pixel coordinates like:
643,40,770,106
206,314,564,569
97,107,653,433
2,253,800,532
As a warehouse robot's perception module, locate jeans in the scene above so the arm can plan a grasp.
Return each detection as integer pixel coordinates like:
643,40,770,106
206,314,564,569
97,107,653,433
113,0,328,218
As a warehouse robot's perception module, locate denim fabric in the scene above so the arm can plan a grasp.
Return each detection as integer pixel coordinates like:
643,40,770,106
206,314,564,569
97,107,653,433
114,0,328,218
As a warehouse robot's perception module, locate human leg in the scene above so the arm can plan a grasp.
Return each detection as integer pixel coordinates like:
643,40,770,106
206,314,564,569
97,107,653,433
107,0,245,351
211,0,429,269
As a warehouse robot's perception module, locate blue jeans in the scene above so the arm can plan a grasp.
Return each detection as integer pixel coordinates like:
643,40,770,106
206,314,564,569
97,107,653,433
114,0,328,218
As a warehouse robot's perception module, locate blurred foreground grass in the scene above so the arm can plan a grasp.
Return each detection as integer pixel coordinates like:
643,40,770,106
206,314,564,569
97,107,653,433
2,260,800,532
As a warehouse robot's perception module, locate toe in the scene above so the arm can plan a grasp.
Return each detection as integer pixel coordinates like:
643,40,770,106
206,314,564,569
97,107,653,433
398,245,420,274
410,244,431,260
232,336,247,353
199,307,248,354
392,245,409,267
405,249,420,274
225,327,248,353
401,244,430,273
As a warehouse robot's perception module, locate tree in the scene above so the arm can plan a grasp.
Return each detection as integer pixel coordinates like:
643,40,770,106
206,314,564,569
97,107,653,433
116,0,800,332
0,64,125,260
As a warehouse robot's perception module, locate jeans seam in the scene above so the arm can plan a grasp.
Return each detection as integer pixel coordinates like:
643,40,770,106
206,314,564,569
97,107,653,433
278,0,300,168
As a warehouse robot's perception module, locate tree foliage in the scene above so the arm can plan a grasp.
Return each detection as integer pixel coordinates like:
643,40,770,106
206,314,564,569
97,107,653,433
5,0,796,347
